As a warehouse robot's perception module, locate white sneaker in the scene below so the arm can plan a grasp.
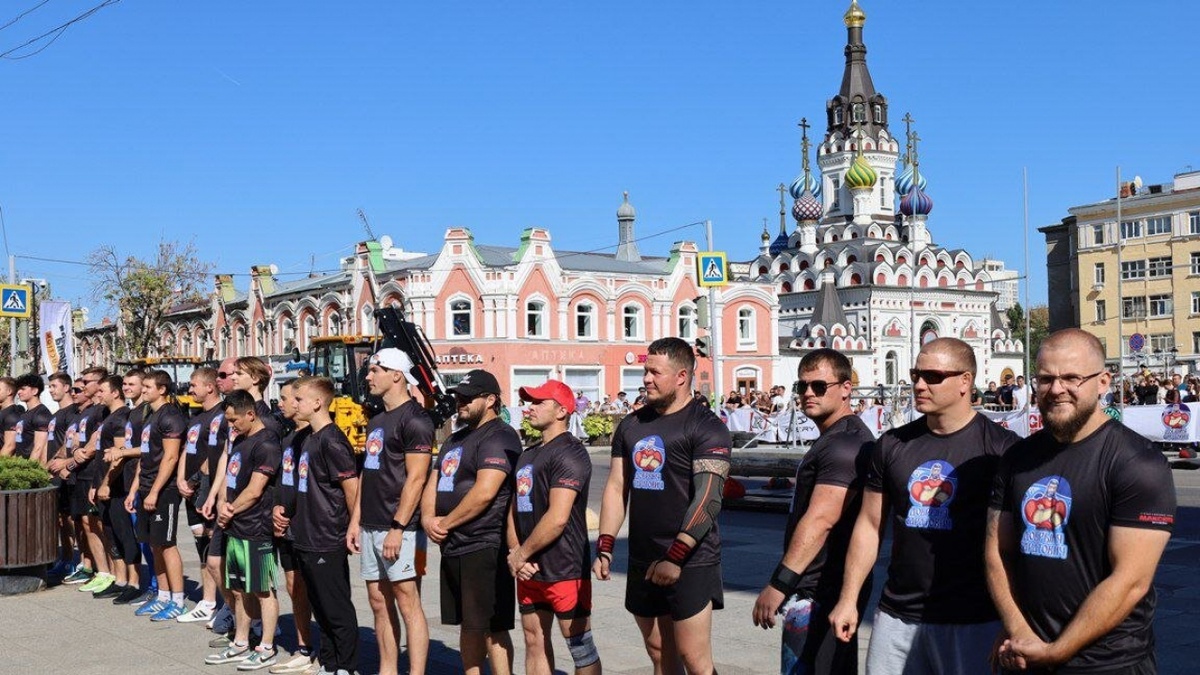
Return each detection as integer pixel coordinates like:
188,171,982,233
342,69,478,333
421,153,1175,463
268,652,314,674
177,602,215,623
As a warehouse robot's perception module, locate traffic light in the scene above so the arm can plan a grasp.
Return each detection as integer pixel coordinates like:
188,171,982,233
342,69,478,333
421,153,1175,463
695,335,711,359
695,296,709,329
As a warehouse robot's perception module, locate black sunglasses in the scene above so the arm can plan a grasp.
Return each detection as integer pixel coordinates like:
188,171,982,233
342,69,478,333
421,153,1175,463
796,380,842,396
217,372,231,379
910,369,967,385
70,387,83,394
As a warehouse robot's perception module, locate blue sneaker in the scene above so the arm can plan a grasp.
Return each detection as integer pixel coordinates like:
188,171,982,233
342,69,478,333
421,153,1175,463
129,589,157,607
150,601,185,621
134,599,167,617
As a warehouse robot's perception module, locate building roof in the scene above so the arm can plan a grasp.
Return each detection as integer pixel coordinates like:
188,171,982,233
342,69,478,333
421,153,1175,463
808,276,850,329
382,245,671,276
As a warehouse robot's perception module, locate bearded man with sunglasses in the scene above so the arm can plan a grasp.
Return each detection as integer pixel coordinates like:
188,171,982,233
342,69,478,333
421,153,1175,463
986,329,1174,675
752,348,874,674
829,337,1020,675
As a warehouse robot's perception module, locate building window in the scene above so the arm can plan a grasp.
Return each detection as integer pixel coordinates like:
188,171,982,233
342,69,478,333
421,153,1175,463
621,368,644,400
1150,333,1175,352
1194,332,1200,354
361,306,375,336
1192,292,1200,315
833,107,843,125
563,368,602,407
1192,252,1200,275
302,315,317,351
852,103,865,122
677,305,697,340
525,300,547,338
737,307,755,347
1191,212,1200,235
1122,296,1146,319
622,304,643,340
1092,223,1105,246
1147,256,1172,278
1149,294,1172,317
282,319,296,352
1093,263,1105,285
512,367,555,407
1146,216,1172,236
873,104,883,124
236,325,247,356
1095,300,1106,322
450,299,472,337
880,178,887,208
1120,220,1142,239
831,177,840,208
885,351,898,385
328,312,342,336
1120,260,1146,280
575,302,595,339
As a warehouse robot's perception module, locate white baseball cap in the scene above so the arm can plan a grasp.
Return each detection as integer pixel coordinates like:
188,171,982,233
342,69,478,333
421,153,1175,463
370,348,419,385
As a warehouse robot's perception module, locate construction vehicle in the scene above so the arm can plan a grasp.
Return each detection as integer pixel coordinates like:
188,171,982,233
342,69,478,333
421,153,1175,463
114,356,205,414
301,306,456,452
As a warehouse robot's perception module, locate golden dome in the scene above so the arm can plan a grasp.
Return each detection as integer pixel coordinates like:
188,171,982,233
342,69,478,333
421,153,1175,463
844,0,866,28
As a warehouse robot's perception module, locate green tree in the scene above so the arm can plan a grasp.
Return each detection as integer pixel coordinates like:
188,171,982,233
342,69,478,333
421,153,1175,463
1006,302,1050,360
87,239,213,359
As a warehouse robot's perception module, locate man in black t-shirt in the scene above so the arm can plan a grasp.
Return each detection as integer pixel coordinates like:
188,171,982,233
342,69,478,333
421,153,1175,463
421,368,521,675
0,376,23,457
12,373,51,463
124,369,190,621
205,391,282,669
53,377,98,585
509,379,599,675
350,349,435,675
93,376,138,601
44,372,80,577
988,330,1176,674
176,366,227,625
288,377,361,675
829,338,1020,675
594,337,732,674
752,349,874,675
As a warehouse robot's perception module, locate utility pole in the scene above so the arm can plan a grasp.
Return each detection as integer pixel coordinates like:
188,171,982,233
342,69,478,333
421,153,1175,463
705,219,722,401
8,255,14,374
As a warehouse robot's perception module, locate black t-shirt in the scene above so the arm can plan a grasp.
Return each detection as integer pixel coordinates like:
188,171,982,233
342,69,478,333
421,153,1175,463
13,404,52,460
514,433,592,582
866,412,1019,623
137,404,188,493
276,426,312,539
991,420,1176,672
202,409,230,478
122,403,150,492
786,413,875,597
93,407,130,491
434,417,521,557
982,390,1000,407
256,399,284,440
224,427,281,542
292,423,359,552
360,400,435,532
183,404,225,479
611,402,732,567
47,403,78,457
0,403,23,438
73,404,110,485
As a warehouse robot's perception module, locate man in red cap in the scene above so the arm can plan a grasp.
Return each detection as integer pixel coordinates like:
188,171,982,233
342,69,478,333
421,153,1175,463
508,380,600,675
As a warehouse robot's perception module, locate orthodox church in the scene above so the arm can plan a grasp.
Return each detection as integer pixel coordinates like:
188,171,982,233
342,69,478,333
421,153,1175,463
739,0,1024,389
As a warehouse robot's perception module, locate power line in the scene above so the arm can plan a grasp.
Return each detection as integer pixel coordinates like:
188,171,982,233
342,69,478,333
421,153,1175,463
0,0,120,60
0,0,51,34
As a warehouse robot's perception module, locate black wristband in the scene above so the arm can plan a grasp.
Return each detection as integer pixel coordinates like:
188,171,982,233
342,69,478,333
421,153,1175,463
597,533,615,557
769,562,804,596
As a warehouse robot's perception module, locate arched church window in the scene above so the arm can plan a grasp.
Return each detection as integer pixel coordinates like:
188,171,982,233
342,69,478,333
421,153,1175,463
833,108,843,125
873,104,883,124
852,103,865,122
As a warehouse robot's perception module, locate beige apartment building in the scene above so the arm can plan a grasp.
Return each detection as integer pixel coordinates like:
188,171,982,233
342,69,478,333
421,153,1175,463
1041,169,1200,375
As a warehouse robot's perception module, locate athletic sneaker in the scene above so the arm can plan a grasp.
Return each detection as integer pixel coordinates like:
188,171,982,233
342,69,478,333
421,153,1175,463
205,644,253,665
209,632,235,649
237,646,278,671
129,589,157,607
79,574,114,593
177,602,216,623
62,565,94,585
94,583,126,599
150,601,186,621
268,652,313,674
134,599,168,617
210,604,235,633
112,586,144,605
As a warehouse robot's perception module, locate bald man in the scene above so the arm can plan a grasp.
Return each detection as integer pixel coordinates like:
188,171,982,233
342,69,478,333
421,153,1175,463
987,329,1175,674
829,337,1021,675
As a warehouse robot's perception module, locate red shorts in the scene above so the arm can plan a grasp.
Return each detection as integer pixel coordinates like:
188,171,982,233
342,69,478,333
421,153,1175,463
517,578,592,619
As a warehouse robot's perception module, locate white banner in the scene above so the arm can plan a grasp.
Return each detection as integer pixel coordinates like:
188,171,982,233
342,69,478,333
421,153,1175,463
1120,404,1200,443
979,408,1044,438
39,300,73,377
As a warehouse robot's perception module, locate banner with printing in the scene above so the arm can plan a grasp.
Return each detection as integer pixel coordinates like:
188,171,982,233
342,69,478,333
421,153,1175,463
39,300,74,377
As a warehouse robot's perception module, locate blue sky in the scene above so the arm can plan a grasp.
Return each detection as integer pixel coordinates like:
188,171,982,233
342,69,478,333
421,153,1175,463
1,0,1196,315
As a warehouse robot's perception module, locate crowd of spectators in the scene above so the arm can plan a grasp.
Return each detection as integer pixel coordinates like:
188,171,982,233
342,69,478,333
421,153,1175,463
1108,372,1200,406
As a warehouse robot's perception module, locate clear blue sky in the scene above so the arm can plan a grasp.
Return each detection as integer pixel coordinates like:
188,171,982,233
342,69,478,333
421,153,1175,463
1,0,1196,316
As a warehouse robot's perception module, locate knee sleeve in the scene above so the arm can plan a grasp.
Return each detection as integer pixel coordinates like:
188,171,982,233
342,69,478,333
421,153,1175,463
566,630,600,668
194,534,211,563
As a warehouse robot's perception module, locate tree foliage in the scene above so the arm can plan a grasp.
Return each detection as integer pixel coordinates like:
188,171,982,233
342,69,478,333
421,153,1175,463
1006,302,1051,361
87,239,213,359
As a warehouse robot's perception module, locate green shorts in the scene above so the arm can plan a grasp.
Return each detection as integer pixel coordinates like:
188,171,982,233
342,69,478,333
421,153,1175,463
224,535,276,594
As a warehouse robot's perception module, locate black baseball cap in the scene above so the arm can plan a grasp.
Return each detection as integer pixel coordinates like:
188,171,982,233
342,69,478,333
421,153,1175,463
451,369,501,398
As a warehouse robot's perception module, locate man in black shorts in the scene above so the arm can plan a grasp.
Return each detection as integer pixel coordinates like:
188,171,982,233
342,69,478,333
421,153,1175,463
54,377,98,585
205,391,282,670
289,376,361,675
508,379,600,675
71,368,114,596
351,349,435,675
829,338,1020,674
93,375,138,601
11,373,52,463
176,366,227,624
752,349,874,675
201,357,237,636
422,368,520,675
124,369,189,621
988,329,1176,674
594,337,732,674
45,372,81,579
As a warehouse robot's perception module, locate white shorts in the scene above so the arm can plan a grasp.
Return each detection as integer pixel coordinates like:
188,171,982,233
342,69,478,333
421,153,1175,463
359,528,426,582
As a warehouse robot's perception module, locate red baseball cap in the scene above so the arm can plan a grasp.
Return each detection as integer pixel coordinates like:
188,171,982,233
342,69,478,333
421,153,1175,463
519,379,576,414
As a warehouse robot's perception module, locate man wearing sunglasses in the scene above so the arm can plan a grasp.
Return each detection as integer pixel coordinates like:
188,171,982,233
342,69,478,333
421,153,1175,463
830,338,1020,674
752,349,874,675
987,329,1175,674
422,368,521,675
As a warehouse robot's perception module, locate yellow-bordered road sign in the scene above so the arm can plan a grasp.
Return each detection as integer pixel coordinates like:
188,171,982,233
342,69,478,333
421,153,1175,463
0,284,31,318
697,252,728,287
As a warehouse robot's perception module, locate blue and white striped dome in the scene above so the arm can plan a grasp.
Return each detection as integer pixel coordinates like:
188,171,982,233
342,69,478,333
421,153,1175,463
895,165,927,197
789,173,822,200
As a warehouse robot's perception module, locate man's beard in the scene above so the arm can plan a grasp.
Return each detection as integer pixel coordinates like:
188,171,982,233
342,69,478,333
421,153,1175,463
1040,396,1093,441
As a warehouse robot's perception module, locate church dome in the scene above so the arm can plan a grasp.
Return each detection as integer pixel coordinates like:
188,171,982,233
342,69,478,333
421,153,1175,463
770,231,790,256
895,165,927,197
844,0,866,28
844,154,877,190
900,185,933,216
789,173,822,200
792,193,823,223
617,191,636,220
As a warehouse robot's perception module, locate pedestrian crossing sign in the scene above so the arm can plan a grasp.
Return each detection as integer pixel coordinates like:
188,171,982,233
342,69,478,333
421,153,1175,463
0,284,31,319
697,252,728,288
